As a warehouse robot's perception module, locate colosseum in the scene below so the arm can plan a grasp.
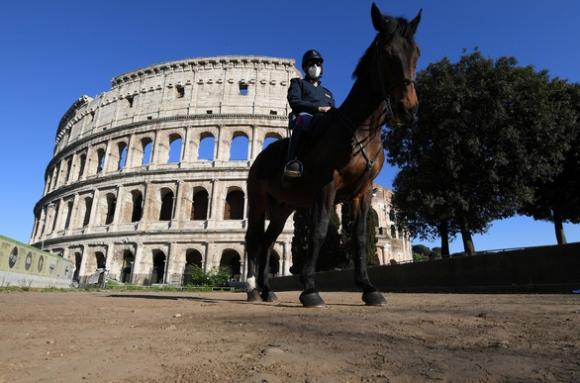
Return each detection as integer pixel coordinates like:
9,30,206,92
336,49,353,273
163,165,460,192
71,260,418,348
29,55,411,286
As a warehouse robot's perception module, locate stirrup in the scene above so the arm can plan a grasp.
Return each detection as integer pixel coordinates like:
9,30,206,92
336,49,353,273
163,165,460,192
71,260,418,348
284,160,303,178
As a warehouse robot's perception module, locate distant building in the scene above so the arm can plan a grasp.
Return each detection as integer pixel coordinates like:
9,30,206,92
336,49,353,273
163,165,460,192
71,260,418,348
30,55,411,286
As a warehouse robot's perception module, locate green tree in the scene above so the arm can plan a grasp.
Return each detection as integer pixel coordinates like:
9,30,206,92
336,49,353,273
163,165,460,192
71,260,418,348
386,51,573,254
519,82,580,244
290,207,344,274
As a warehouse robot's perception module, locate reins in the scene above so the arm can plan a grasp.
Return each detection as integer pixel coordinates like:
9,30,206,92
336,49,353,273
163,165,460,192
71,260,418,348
334,35,414,173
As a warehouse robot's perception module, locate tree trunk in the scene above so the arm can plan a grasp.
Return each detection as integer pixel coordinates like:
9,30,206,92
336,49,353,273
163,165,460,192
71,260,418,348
460,222,475,256
553,211,567,245
439,221,450,258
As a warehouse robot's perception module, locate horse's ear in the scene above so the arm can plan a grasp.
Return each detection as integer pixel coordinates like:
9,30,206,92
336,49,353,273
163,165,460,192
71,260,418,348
408,9,422,36
371,2,388,31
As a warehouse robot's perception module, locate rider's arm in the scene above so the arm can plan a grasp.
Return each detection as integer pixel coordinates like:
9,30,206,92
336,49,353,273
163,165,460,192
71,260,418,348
326,88,336,108
287,78,320,114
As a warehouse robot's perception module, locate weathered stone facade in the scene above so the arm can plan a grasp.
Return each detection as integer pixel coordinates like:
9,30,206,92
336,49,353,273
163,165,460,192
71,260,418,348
29,55,411,286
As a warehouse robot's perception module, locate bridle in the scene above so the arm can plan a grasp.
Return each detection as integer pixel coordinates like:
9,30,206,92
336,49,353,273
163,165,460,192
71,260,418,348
374,37,416,123
332,32,417,173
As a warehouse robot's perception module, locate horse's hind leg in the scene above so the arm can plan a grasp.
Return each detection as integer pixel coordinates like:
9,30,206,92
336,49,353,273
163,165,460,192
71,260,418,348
257,203,293,302
350,193,386,306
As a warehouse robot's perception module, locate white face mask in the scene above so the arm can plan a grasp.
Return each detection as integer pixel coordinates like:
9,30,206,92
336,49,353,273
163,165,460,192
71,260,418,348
307,64,322,79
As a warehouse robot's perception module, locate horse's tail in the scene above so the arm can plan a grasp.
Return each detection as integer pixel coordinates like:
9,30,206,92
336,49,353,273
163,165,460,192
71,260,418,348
244,164,267,291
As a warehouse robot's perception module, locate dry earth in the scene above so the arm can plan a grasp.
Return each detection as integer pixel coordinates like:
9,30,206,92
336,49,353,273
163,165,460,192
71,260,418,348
0,291,578,383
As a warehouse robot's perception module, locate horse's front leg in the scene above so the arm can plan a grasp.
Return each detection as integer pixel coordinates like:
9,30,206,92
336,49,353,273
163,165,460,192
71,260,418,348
351,193,387,306
299,184,336,308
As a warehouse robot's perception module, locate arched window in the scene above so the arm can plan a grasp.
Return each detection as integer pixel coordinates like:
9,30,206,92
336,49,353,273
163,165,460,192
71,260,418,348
389,210,395,222
230,133,249,161
141,138,153,166
73,252,82,282
96,149,106,173
369,208,379,233
78,154,87,179
82,197,92,227
64,157,73,183
168,134,182,163
191,189,209,220
51,164,60,189
152,250,166,284
95,252,106,269
198,134,215,160
121,250,134,283
262,134,282,150
64,200,73,230
270,251,280,277
51,202,60,232
391,224,397,239
159,189,174,221
117,142,128,170
220,249,241,279
224,189,244,220
131,190,143,222
95,149,106,173
105,194,117,225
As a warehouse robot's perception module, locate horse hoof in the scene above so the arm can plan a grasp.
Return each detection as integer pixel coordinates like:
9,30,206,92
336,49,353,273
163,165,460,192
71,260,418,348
261,291,278,303
362,291,386,306
247,289,260,302
299,291,325,308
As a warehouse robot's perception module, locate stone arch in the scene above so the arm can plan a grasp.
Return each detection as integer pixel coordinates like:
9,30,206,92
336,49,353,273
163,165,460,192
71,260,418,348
51,164,61,190
51,201,60,233
96,148,106,173
157,130,185,164
198,132,215,161
117,141,128,170
77,152,87,179
80,196,92,228
120,250,135,283
262,133,282,150
191,187,209,220
219,249,241,279
224,188,244,220
73,251,82,282
85,250,106,273
269,250,280,277
168,133,183,163
130,190,144,223
183,249,203,286
132,136,154,167
230,132,249,161
151,249,166,284
104,193,117,225
63,200,74,230
63,156,73,183
159,188,174,221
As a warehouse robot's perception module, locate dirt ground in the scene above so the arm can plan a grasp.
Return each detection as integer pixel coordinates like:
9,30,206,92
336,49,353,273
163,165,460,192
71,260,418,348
0,291,578,383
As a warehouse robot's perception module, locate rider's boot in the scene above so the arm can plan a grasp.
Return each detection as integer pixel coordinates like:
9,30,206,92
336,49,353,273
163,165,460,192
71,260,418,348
284,126,303,178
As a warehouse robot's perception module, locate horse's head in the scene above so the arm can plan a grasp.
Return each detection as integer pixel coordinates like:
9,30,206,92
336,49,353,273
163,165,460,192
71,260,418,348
369,3,421,127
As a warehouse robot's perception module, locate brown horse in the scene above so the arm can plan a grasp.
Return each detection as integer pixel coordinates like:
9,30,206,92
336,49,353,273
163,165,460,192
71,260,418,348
245,3,421,307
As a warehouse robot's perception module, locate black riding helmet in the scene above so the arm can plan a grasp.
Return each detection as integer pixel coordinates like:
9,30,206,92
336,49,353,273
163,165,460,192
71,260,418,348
301,49,324,70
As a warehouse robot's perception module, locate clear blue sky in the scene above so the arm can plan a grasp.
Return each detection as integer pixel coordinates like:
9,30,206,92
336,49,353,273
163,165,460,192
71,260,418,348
1,0,579,252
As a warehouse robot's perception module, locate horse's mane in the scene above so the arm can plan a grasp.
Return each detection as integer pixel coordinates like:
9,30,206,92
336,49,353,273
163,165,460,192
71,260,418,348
352,16,414,80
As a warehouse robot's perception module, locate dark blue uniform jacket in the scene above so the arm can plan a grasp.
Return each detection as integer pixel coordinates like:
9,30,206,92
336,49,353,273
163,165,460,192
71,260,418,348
287,78,336,114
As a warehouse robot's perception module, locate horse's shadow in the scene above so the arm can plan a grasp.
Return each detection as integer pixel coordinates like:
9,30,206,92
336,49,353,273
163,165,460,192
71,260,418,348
105,293,366,308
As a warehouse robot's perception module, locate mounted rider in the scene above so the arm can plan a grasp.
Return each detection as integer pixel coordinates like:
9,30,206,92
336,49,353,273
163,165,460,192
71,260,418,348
284,49,336,178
